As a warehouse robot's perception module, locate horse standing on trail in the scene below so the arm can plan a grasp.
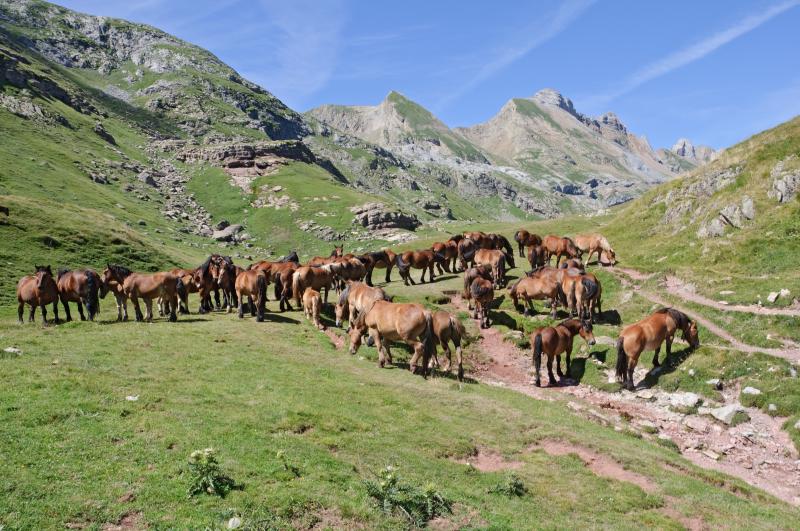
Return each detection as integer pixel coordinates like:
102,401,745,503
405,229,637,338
574,234,616,266
616,308,699,390
17,265,60,324
508,267,560,318
470,277,494,329
56,268,103,321
531,318,596,387
462,265,493,311
473,248,507,288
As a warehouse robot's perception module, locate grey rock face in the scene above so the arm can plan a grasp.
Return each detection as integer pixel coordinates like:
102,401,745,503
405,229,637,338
768,156,800,203
93,121,116,144
212,224,242,242
350,202,420,231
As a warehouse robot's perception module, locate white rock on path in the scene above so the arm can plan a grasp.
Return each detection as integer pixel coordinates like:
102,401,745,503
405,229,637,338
767,292,779,303
710,403,748,425
742,386,761,395
670,392,702,409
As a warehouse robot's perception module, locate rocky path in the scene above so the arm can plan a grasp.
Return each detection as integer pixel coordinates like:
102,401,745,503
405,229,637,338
612,268,800,362
450,294,800,506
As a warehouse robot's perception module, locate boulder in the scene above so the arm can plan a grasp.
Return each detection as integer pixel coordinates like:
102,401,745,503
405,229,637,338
212,224,242,242
669,392,702,409
709,403,748,425
767,292,779,303
768,156,800,203
350,202,420,231
93,121,116,145
742,386,761,395
137,171,157,187
741,196,755,220
215,220,230,230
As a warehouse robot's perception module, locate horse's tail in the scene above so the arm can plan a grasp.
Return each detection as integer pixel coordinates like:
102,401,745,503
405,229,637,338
395,253,408,272
533,332,543,385
256,273,267,321
498,252,507,280
582,278,598,301
421,312,437,379
556,280,566,307
85,271,99,320
176,276,187,304
291,271,302,304
615,337,627,381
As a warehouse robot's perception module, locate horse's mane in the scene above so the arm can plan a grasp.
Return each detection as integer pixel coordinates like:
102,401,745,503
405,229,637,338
108,264,132,278
57,267,71,279
337,283,351,306
657,307,690,329
199,256,213,276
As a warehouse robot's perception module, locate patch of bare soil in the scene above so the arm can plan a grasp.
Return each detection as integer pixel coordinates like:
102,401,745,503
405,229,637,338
664,274,800,317
308,508,367,530
101,511,146,531
453,446,523,472
322,328,345,350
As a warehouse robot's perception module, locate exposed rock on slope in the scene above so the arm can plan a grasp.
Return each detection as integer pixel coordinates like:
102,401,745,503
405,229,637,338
671,138,718,165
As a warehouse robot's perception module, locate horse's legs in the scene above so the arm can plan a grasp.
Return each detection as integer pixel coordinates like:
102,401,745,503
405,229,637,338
626,355,638,390
60,295,72,322
121,295,129,321
365,265,374,287
666,335,674,358
214,288,221,310
371,330,386,367
53,301,60,324
77,300,86,321
556,354,564,379
409,341,423,374
454,342,464,382
168,294,178,322
565,347,572,377
132,294,144,322
237,291,245,319
29,304,36,323
385,263,393,283
546,355,557,386
18,302,24,323
144,298,154,322
652,345,661,368
40,303,48,325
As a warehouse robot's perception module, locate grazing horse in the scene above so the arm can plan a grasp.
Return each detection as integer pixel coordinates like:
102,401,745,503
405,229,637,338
431,240,459,274
574,234,616,266
396,250,443,285
470,277,494,329
542,235,581,266
514,230,543,258
329,257,367,292
558,258,585,272
463,265,493,311
616,308,699,390
302,288,325,330
308,246,344,267
431,310,466,381
292,265,335,306
235,268,267,321
17,265,60,324
123,271,185,322
473,249,507,288
531,319,596,387
557,268,601,321
457,238,478,271
527,244,547,269
101,264,133,321
335,281,388,329
56,268,102,321
361,249,397,286
347,300,437,377
508,268,561,317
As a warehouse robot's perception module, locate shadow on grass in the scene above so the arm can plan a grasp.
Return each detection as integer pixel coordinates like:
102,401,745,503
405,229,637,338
640,346,694,389
567,347,610,383
490,309,519,331
596,309,621,325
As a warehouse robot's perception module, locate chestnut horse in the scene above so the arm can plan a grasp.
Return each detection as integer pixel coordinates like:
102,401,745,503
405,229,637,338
465,232,516,268
473,249,507,288
302,287,325,330
235,268,267,321
574,234,616,266
56,268,102,321
457,238,478,271
335,281,388,329
532,318,596,387
431,240,459,274
542,235,581,266
123,271,185,322
251,260,296,311
215,256,239,311
470,277,494,328
557,268,601,321
170,268,199,314
347,300,437,377
360,249,397,286
101,264,133,321
527,244,547,269
328,257,367,292
508,268,561,318
292,265,335,306
17,265,60,324
616,308,699,390
396,250,444,285
463,265,493,311
514,230,542,258
431,310,466,381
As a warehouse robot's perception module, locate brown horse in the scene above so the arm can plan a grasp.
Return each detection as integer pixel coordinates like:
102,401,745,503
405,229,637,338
532,319,596,387
292,265,335,306
101,264,133,321
465,232,516,268
17,265,60,324
170,268,199,314
360,249,397,286
347,300,437,377
616,308,699,390
56,268,102,321
335,281,388,329
123,271,185,322
329,257,367,291
251,260,297,311
302,287,325,330
235,268,267,321
463,265,493,311
473,248,507,288
431,240,459,274
396,250,443,285
457,238,478,271
215,256,239,311
307,245,344,267
431,310,466,381
514,230,543,258
508,268,561,317
192,257,219,313
470,277,494,328
527,244,547,269
558,258,585,272
557,268,601,321
542,235,581,266
574,234,616,266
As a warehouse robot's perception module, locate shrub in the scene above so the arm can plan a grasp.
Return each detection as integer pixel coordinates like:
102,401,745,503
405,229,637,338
187,448,238,498
364,466,452,527
488,473,527,497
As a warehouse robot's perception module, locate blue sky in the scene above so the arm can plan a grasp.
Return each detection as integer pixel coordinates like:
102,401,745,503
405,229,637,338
59,0,800,149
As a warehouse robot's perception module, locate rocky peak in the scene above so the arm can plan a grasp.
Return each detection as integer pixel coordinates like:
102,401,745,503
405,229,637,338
671,138,717,164
598,112,627,133
531,88,578,116
672,138,695,158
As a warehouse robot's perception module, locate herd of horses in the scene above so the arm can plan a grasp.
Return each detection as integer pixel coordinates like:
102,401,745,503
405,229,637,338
15,230,699,390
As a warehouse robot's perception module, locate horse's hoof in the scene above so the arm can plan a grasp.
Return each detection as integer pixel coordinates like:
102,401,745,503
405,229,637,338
534,381,541,388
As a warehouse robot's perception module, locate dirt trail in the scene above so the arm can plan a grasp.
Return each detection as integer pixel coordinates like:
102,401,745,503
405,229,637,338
450,294,800,507
612,269,800,362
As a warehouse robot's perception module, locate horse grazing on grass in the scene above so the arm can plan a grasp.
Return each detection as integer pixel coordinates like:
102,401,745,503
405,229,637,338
463,265,493,311
292,265,335,306
56,268,103,321
574,234,616,266
532,319,596,387
431,240,459,274
616,308,699,391
508,268,561,318
101,264,134,321
329,257,367,292
473,249,507,288
514,230,543,258
347,300,437,377
360,249,397,286
302,288,325,330
542,235,581,266
457,238,478,271
470,277,494,329
123,271,185,322
396,250,444,285
17,265,60,324
335,281,389,329
431,310,466,381
235,268,267,322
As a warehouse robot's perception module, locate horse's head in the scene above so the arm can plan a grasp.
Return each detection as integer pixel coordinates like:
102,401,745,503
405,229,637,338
685,320,700,350
191,268,205,290
34,265,52,289
579,319,596,346
348,319,367,355
334,302,347,328
331,245,344,258
604,249,617,265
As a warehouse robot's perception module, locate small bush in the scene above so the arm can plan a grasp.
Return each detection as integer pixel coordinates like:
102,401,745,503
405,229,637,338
488,473,527,497
187,448,238,498
364,466,452,527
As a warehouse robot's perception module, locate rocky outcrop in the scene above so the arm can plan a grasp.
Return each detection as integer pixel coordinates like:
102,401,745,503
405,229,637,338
697,195,755,238
93,121,115,144
671,138,717,165
768,155,800,203
350,203,420,231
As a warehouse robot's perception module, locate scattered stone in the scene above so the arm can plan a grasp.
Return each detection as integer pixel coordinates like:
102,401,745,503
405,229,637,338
669,392,701,409
350,202,420,231
742,386,761,396
3,346,22,355
684,416,707,433
688,369,696,376
137,171,157,187
703,449,721,461
93,121,116,144
212,224,242,242
794,420,800,430
709,404,748,425
780,288,791,298
767,292,779,303
125,395,139,401
768,404,777,413
137,219,146,226
227,516,242,529
215,220,230,230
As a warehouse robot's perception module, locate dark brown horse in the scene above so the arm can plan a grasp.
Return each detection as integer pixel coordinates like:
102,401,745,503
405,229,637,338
514,230,542,258
396,250,444,285
463,265,493,311
616,308,699,390
360,249,397,286
431,240,459,274
527,244,547,269
347,300,437,377
235,268,267,321
465,232,516,268
192,257,217,314
470,277,494,328
17,265,60,324
170,267,199,314
542,235,581,266
214,256,239,311
101,264,133,321
532,319,596,387
56,268,102,321
457,238,478,271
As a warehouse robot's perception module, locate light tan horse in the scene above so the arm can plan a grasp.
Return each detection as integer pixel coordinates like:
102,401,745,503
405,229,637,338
235,269,267,321
334,281,388,329
574,234,616,266
123,271,185,322
292,265,335,306
470,277,494,328
17,265,60,324
616,308,699,390
431,310,466,381
302,287,325,330
473,248,507,288
56,268,103,321
508,268,561,318
532,319,596,387
101,264,134,321
348,300,437,377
